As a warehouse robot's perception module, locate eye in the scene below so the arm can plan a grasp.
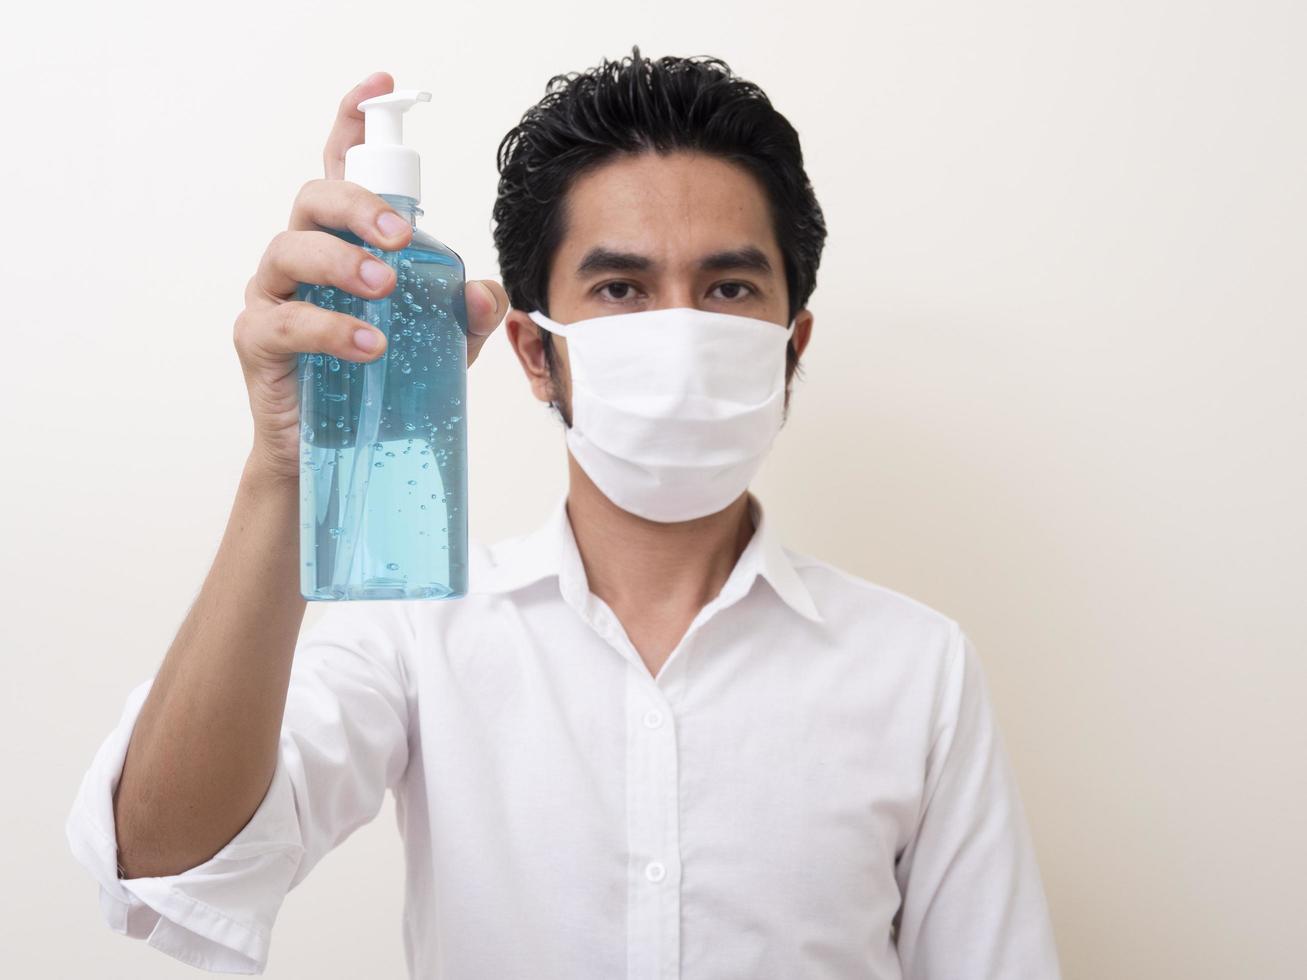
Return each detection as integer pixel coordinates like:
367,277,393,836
596,281,641,301
710,281,756,301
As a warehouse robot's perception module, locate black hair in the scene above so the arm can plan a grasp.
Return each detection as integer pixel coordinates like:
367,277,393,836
491,44,827,414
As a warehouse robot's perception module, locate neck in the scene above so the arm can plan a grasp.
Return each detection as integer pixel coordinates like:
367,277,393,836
564,454,755,620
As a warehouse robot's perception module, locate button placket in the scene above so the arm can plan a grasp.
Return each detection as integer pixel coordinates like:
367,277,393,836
625,670,681,979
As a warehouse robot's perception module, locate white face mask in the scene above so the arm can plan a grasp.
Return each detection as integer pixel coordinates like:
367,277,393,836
526,306,797,523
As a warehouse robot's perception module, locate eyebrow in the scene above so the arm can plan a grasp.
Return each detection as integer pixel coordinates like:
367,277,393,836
575,245,774,278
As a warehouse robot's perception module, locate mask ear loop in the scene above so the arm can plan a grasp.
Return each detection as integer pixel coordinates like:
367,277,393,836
783,316,799,364
780,317,801,418
526,311,575,425
527,310,573,338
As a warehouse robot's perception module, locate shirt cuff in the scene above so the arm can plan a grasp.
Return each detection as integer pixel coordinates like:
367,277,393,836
65,675,306,974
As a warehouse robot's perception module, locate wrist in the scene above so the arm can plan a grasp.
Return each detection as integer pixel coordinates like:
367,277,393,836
242,448,299,495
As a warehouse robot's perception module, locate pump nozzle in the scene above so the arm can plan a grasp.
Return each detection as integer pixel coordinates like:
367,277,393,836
343,89,432,201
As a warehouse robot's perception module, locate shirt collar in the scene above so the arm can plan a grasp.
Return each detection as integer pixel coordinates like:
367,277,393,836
470,492,824,624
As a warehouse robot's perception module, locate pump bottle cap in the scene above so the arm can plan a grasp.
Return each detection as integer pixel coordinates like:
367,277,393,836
343,89,431,202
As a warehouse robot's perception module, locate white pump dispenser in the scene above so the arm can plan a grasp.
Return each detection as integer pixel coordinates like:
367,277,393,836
343,90,432,202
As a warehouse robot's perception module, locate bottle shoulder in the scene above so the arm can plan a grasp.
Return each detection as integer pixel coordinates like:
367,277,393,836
410,226,460,261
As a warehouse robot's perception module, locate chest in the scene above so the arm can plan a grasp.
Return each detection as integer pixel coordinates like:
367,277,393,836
410,609,933,909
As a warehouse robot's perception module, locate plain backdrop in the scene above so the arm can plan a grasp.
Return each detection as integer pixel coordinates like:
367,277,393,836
3,1,1303,977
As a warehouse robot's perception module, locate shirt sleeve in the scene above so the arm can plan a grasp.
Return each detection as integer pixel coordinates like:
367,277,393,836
893,624,1063,979
64,599,414,974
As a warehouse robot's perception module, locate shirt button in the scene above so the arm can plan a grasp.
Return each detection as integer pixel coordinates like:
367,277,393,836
643,709,664,729
645,861,666,883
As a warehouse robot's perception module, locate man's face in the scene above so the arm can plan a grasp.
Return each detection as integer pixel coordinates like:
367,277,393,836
506,149,814,420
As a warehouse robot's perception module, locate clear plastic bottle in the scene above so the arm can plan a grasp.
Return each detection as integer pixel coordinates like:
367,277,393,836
296,91,467,600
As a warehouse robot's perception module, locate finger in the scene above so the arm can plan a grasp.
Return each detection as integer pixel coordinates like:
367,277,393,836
466,279,507,336
252,229,398,303
465,279,508,366
288,178,413,251
235,300,387,365
323,72,394,180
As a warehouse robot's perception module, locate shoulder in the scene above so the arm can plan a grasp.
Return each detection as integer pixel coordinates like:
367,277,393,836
398,533,522,637
786,546,962,664
777,548,976,751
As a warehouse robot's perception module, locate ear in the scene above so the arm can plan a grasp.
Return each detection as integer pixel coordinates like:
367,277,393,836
505,309,559,405
792,308,815,360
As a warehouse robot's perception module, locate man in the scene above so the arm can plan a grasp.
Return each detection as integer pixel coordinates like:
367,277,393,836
67,48,1062,978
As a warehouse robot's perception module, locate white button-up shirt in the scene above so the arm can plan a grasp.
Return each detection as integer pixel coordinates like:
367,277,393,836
66,493,1062,978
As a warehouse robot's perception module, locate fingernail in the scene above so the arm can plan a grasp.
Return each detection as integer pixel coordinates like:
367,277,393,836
361,259,390,288
354,328,380,352
376,211,409,239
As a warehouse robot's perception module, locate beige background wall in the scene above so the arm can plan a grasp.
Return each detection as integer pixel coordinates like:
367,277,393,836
3,1,1303,977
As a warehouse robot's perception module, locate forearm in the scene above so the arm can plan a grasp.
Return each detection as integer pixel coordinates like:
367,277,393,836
113,454,307,878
